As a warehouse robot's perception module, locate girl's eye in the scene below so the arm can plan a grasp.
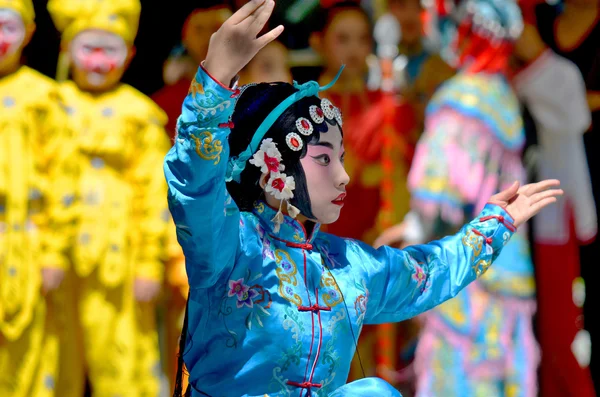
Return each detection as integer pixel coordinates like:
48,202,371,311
340,153,345,164
312,154,331,166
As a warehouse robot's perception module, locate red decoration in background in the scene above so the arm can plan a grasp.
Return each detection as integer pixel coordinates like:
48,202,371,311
320,0,361,9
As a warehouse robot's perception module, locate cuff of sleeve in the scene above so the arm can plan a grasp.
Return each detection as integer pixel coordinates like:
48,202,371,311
41,253,69,270
470,203,517,256
199,62,240,94
135,260,165,283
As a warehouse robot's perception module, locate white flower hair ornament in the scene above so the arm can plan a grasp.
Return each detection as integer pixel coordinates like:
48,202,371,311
250,139,301,232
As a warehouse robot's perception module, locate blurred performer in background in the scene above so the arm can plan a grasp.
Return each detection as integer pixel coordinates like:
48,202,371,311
376,0,540,395
0,1,75,396
152,2,233,391
535,0,600,392
512,9,597,394
152,1,233,139
310,0,418,387
47,0,172,395
388,0,454,132
238,39,292,85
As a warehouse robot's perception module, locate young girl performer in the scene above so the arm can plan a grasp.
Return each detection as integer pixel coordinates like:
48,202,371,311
47,0,172,395
166,1,562,396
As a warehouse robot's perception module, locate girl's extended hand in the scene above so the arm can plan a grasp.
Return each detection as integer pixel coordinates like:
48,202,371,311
203,0,284,85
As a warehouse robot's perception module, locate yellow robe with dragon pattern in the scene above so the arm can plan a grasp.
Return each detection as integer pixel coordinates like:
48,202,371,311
55,81,172,397
0,66,76,397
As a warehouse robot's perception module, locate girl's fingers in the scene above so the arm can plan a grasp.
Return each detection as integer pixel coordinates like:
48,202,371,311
256,25,284,48
248,0,275,37
229,0,266,25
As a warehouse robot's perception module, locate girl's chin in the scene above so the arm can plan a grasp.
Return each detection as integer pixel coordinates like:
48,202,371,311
316,206,343,225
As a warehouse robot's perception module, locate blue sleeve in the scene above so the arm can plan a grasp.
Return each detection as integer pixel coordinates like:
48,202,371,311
163,65,241,290
362,204,516,324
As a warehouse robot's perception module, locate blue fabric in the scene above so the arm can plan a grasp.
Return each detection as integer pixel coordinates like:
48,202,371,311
165,65,518,397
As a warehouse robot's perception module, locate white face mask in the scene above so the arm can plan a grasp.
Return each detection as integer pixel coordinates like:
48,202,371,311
0,9,26,62
70,30,128,87
299,124,350,225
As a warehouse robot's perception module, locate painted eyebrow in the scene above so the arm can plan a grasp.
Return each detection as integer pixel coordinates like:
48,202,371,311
313,141,334,150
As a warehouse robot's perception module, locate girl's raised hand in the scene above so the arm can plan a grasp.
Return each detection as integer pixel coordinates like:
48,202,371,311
203,0,284,85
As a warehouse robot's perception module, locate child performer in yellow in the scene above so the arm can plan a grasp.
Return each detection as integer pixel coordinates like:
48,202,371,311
0,1,75,396
46,1,172,396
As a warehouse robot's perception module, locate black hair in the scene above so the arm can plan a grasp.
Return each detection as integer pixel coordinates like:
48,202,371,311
313,1,373,34
226,82,342,220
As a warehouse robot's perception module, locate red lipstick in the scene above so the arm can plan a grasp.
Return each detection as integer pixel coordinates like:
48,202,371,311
331,193,346,206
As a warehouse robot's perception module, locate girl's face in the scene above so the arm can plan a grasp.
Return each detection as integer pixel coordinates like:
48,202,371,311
0,9,27,71
70,30,130,91
321,10,372,78
389,0,423,46
240,41,291,85
183,8,231,65
299,125,349,224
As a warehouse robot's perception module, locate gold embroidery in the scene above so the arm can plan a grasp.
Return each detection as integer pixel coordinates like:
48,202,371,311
319,271,343,308
192,131,222,164
254,202,265,213
462,230,483,257
472,259,492,278
188,77,205,99
274,250,302,306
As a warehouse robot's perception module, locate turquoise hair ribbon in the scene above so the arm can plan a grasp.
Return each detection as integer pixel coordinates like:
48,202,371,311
226,65,345,183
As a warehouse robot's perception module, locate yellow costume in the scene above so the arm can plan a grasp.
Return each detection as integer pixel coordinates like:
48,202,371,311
46,1,172,395
0,60,75,397
164,230,187,392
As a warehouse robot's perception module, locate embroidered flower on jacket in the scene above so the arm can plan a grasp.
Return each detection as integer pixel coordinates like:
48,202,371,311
266,172,295,200
412,264,427,286
281,260,293,272
249,138,284,174
355,294,368,316
228,278,249,300
228,278,259,308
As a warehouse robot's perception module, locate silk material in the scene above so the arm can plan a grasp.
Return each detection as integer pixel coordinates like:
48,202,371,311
409,71,538,396
0,66,73,397
165,65,517,397
59,81,172,285
54,81,171,397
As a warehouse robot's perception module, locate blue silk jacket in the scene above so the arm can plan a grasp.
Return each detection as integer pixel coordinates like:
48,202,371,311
164,65,518,397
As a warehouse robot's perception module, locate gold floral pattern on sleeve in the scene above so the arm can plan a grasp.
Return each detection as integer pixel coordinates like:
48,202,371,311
472,259,492,278
192,131,223,164
461,229,483,257
188,77,205,100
